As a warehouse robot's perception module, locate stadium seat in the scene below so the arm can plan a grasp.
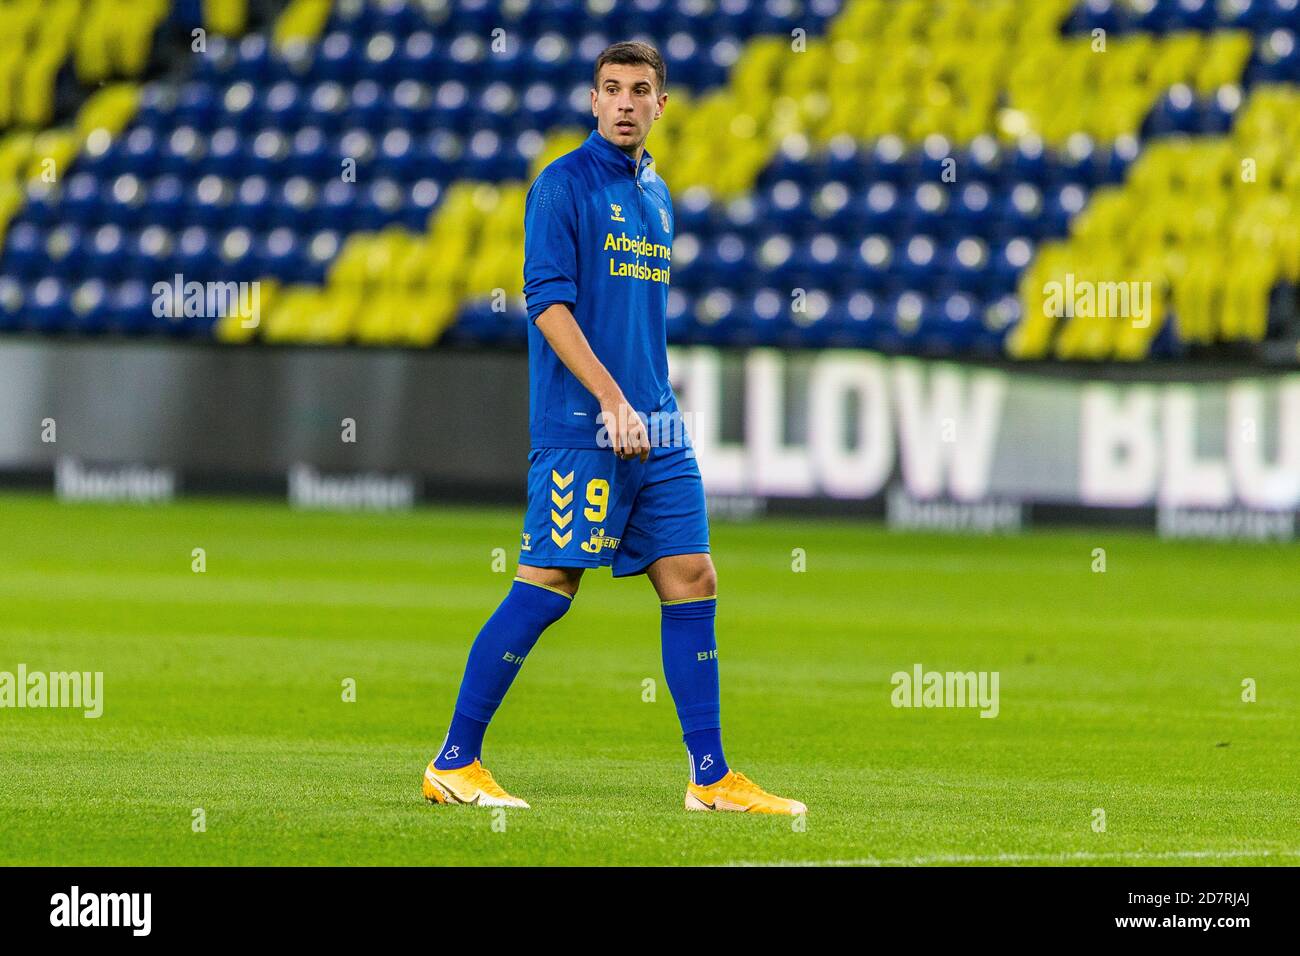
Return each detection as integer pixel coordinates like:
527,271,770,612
0,0,1296,359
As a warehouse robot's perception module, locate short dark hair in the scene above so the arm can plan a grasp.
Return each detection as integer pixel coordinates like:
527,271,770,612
593,41,666,95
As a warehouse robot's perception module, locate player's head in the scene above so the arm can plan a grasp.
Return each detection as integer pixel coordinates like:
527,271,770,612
591,41,667,155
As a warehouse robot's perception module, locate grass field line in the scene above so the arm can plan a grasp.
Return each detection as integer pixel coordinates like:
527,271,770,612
726,848,1300,867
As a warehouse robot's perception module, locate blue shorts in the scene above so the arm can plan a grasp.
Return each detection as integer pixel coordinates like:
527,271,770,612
518,444,710,577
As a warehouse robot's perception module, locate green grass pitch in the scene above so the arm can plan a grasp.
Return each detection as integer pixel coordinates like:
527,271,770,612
0,492,1296,866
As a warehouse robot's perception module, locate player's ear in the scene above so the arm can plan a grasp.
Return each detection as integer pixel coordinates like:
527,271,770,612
655,92,667,119
590,88,598,117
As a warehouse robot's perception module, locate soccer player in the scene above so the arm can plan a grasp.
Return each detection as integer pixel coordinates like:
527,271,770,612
422,41,805,815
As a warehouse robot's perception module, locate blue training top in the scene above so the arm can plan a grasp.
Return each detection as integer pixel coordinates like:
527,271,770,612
522,129,679,449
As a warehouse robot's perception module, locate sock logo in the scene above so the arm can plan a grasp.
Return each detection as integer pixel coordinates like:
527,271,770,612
696,649,717,661
699,754,714,771
443,745,460,761
502,651,526,665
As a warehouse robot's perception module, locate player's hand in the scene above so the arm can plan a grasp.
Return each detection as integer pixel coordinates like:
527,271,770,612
599,397,651,463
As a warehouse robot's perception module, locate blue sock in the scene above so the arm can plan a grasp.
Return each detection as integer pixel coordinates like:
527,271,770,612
435,578,572,770
684,727,727,786
435,711,488,770
661,597,729,786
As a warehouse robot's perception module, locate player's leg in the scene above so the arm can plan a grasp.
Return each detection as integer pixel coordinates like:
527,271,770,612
647,552,805,814
435,563,583,770
617,448,806,814
423,564,581,808
645,552,727,781
424,448,600,808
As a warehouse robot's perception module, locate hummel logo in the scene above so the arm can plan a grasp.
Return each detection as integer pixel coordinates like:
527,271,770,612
699,754,714,771
443,745,459,760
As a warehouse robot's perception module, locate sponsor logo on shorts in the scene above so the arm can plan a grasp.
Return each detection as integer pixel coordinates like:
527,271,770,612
580,527,620,553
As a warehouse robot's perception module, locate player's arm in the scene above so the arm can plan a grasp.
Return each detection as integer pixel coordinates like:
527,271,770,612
523,167,649,462
534,303,650,462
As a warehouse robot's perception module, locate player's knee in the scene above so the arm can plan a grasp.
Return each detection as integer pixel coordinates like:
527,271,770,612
509,569,579,632
687,556,717,597
699,564,717,597
517,565,583,600
556,569,583,600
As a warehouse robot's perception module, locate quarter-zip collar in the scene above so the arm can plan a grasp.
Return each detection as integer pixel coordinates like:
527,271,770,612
583,129,654,181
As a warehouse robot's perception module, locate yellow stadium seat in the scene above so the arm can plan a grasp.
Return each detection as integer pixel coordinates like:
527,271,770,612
273,0,333,48
233,0,1288,353
204,0,249,38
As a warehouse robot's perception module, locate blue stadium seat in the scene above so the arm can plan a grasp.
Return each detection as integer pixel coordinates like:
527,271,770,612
0,0,1279,356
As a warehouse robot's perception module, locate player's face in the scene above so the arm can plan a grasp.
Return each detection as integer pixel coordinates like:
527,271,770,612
591,63,666,155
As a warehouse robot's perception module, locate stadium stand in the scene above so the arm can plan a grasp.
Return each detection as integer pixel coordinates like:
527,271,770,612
0,0,1297,359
